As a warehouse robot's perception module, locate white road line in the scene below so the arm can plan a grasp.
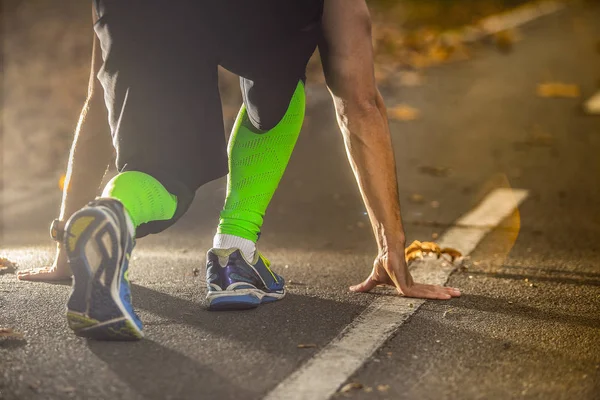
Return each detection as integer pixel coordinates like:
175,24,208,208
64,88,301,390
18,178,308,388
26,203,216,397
263,188,529,400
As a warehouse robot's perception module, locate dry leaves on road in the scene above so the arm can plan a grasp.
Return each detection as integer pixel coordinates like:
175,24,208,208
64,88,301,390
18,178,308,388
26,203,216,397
0,258,18,274
0,328,24,339
537,82,581,98
388,104,420,121
405,240,462,263
339,382,363,393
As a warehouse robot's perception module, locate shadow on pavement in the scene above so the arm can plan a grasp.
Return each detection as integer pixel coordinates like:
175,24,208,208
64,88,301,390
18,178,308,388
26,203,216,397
467,270,600,287
349,310,600,400
131,284,365,355
450,294,600,329
87,339,247,400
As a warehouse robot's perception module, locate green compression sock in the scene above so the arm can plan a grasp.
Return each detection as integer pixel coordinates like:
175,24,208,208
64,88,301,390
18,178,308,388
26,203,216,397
217,81,306,242
101,171,178,229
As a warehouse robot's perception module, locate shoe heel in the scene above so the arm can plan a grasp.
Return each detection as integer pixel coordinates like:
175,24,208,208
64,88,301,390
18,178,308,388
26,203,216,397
66,312,142,341
64,207,142,341
64,211,101,313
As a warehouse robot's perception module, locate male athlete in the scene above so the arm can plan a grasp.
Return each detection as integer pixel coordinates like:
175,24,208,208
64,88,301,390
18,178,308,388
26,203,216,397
19,0,460,340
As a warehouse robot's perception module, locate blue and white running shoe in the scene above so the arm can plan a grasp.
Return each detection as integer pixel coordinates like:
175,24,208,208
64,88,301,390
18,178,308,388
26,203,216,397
206,248,286,310
64,198,143,340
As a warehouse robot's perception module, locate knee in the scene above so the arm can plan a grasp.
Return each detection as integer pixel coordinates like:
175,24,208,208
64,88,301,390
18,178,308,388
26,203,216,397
243,80,305,133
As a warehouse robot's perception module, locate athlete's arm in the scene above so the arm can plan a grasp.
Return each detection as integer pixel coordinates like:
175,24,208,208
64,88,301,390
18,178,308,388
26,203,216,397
17,11,113,281
319,0,460,299
58,33,112,224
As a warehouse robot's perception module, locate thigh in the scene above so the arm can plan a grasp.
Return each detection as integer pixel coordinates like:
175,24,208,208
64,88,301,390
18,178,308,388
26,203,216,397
94,0,229,235
219,1,323,130
239,77,303,132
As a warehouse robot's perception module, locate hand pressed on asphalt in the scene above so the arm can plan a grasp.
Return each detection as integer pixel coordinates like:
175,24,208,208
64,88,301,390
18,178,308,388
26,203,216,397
349,252,461,300
17,245,72,282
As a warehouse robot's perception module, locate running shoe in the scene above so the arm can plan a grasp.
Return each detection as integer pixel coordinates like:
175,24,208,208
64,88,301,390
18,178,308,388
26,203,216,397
206,248,285,310
64,198,143,340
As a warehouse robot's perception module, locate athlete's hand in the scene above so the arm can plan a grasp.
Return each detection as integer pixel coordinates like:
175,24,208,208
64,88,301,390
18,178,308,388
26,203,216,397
17,245,72,282
349,251,461,300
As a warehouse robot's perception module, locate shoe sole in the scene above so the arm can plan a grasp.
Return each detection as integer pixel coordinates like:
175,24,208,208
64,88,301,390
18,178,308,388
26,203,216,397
207,288,286,311
64,208,142,341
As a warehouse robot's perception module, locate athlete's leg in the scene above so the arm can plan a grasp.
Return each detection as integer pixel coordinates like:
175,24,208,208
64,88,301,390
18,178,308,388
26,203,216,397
205,79,304,310
205,1,323,310
214,79,306,260
64,1,227,339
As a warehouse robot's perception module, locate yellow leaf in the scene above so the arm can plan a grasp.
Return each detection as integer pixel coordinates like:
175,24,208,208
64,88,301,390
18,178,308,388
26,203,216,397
441,247,462,261
388,104,420,121
340,383,363,393
537,83,581,98
377,385,390,392
404,240,462,263
0,258,17,274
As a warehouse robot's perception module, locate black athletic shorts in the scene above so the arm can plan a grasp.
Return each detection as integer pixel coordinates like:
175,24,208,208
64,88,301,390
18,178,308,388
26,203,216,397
92,0,323,237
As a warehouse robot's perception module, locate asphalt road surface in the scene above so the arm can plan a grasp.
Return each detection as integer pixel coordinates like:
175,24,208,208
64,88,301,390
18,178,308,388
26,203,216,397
1,3,599,399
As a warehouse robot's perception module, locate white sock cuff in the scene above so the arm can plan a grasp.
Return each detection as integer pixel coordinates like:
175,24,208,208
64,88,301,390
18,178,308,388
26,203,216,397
213,233,256,261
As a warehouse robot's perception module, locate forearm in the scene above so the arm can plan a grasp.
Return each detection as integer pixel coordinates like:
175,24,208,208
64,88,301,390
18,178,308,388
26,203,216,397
336,92,405,254
59,33,112,221
59,95,112,220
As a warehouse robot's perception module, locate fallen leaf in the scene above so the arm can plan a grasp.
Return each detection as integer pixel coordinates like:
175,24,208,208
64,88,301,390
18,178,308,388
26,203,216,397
419,241,441,254
419,165,451,177
440,247,462,261
297,343,317,349
537,82,581,98
405,241,462,263
0,258,17,274
408,193,426,204
377,384,390,392
405,250,424,263
364,386,374,393
340,383,363,393
388,104,420,121
0,328,24,339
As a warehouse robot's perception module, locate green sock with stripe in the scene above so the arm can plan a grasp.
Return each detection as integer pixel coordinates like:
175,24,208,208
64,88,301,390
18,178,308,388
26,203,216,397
214,81,305,260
